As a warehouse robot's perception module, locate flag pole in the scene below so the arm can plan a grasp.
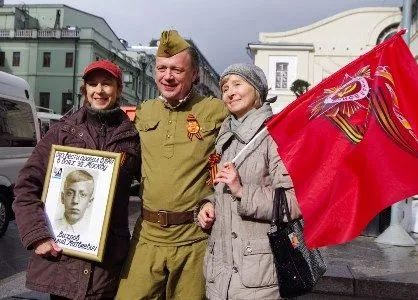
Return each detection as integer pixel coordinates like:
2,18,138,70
375,0,416,246
232,127,267,164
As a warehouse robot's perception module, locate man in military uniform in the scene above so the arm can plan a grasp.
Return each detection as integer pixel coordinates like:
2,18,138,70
117,30,228,299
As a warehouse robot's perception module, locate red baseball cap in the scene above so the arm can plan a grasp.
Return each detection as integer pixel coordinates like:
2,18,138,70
82,60,123,83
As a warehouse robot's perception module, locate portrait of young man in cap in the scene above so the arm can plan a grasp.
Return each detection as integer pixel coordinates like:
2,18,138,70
13,59,141,299
117,30,228,299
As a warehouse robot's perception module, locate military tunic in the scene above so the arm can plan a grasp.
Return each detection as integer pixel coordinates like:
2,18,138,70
134,91,228,244
116,92,228,299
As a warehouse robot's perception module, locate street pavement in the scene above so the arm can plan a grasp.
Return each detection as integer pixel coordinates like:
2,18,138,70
0,196,142,300
309,234,418,299
1,197,417,299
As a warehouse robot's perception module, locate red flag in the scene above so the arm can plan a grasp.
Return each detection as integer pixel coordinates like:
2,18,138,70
266,29,418,248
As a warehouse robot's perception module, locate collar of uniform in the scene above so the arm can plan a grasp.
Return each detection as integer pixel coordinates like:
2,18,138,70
160,88,195,109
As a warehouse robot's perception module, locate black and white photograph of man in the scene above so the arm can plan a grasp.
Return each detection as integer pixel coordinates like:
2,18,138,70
54,169,96,233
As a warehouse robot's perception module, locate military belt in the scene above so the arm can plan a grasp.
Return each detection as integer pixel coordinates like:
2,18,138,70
142,207,194,227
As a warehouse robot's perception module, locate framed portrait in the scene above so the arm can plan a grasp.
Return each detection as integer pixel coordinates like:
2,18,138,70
41,145,121,262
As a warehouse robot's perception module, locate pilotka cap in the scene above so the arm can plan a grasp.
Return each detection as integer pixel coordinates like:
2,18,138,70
156,30,191,58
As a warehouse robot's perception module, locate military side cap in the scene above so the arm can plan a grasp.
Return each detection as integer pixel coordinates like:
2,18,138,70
157,30,191,57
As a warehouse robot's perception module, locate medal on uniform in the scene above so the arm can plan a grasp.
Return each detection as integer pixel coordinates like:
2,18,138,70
206,153,221,185
186,114,203,141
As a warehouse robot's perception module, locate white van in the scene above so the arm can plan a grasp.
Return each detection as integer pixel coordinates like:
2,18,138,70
0,71,40,236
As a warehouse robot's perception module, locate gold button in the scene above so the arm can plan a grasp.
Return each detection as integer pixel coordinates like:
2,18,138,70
167,134,170,138
83,269,89,275
168,120,172,124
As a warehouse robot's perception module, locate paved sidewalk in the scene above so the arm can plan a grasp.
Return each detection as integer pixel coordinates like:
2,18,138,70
0,197,142,300
1,196,417,299
312,235,418,299
0,272,47,300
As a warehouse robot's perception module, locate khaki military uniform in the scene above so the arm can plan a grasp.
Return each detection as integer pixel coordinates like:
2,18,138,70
117,91,228,299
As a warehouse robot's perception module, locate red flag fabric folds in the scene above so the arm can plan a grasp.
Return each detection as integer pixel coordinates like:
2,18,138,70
266,29,418,248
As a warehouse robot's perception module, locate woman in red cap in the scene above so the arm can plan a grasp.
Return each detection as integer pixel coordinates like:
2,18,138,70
13,60,140,299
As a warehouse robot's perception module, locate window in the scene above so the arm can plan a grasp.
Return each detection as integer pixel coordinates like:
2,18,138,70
65,52,73,68
39,92,50,109
268,56,297,93
0,97,37,147
43,52,51,67
61,92,73,114
275,63,289,89
0,52,5,67
12,52,20,67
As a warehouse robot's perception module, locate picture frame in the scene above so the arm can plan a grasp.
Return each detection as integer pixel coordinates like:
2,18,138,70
41,144,121,262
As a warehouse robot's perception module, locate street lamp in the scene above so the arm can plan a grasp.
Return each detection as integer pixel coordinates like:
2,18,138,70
77,93,82,109
138,52,147,102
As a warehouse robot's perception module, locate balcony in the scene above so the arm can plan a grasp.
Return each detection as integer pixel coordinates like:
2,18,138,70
0,29,10,37
15,29,33,38
38,29,55,38
61,29,79,38
0,29,80,39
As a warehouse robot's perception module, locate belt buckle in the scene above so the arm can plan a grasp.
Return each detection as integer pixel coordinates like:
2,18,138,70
157,210,169,227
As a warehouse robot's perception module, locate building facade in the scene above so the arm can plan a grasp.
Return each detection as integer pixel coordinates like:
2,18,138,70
248,7,410,113
125,46,159,102
0,4,220,114
0,4,157,114
188,40,221,99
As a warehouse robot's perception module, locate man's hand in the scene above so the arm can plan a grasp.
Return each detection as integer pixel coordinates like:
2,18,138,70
34,238,62,258
198,202,215,229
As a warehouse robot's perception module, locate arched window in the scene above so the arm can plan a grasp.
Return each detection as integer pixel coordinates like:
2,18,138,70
376,24,400,45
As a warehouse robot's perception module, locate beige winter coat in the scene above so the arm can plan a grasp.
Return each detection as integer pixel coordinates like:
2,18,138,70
201,104,300,300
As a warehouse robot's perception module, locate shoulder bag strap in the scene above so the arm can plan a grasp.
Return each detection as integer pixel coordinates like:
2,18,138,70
271,188,280,226
271,187,293,226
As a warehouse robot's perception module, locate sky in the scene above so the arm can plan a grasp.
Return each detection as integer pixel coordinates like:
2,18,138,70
8,0,403,74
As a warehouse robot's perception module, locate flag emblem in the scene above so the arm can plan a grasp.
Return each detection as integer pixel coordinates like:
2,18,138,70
309,65,418,157
309,66,372,144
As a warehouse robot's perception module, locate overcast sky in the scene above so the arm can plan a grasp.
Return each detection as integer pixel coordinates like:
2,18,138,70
8,0,403,73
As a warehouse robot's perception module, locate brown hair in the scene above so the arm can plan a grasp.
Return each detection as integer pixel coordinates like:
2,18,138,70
186,47,200,84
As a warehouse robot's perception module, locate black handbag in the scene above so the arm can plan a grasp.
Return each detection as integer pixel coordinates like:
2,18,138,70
267,188,326,298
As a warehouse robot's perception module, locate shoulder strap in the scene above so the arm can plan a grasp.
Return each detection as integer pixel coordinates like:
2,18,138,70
271,187,292,225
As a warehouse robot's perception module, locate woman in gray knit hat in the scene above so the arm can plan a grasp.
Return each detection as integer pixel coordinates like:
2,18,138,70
196,63,301,299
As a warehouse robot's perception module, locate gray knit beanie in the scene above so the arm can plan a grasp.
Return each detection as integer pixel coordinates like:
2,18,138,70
220,63,268,102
